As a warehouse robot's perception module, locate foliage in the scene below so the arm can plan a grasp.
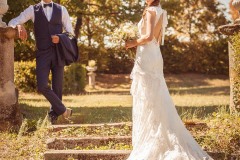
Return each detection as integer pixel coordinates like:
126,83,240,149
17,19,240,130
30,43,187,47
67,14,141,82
230,33,240,111
14,60,37,92
161,35,229,74
5,0,229,74
63,63,86,94
0,118,49,160
160,0,229,74
14,61,86,93
104,48,134,74
195,110,240,155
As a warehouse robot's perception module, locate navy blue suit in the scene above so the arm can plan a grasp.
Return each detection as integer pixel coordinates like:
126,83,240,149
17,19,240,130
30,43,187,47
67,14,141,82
34,3,66,117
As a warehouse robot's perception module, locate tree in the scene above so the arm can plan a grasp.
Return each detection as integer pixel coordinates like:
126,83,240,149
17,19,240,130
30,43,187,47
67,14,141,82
160,0,229,74
5,0,229,74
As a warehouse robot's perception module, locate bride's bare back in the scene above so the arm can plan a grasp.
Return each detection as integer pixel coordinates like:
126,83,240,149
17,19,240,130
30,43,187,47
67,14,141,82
138,6,167,46
141,11,163,44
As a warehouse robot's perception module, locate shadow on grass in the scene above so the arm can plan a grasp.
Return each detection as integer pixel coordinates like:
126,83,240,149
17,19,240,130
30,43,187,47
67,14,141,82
169,86,230,96
94,74,131,89
166,74,229,88
20,102,229,125
176,105,229,119
20,98,77,103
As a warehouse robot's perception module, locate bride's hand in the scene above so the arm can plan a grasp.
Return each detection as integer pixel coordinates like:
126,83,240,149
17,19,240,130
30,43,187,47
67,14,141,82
125,40,137,49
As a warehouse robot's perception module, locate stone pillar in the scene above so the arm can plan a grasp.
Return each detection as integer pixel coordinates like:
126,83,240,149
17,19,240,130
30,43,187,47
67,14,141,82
218,0,240,113
0,0,22,131
228,42,240,112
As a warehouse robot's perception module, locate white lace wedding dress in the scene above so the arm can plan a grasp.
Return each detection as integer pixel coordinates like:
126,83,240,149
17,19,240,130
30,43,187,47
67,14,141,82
127,6,213,160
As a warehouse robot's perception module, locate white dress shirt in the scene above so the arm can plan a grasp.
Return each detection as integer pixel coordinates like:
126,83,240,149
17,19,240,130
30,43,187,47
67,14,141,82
8,1,74,35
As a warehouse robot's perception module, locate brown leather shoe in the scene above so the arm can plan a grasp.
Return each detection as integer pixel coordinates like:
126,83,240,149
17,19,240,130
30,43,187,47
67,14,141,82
63,108,72,119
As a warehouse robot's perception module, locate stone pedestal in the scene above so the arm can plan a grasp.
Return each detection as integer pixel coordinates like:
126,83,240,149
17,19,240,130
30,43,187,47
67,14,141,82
87,72,96,89
0,27,22,131
86,66,97,89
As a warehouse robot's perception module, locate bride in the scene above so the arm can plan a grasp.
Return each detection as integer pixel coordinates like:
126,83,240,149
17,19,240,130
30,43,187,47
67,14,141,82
125,0,213,159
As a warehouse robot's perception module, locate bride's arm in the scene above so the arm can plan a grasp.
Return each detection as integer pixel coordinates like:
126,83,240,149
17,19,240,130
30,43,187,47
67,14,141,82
126,10,156,49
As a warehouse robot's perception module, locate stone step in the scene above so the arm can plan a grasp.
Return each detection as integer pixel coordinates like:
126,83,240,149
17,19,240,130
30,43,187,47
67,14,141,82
44,150,131,160
49,122,132,132
44,150,240,160
49,122,207,132
208,152,240,160
47,136,132,150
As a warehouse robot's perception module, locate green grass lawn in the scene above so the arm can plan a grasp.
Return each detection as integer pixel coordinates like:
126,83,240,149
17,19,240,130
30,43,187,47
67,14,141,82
19,73,230,124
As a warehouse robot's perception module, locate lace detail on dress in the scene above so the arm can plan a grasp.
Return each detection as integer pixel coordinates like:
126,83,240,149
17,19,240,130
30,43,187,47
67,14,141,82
146,6,168,45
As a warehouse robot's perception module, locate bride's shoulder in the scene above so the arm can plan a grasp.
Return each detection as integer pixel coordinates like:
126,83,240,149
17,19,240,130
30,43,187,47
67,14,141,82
146,6,165,15
146,6,158,11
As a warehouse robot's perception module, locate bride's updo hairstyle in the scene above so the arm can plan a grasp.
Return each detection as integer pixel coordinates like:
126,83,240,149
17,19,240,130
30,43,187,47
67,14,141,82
143,0,160,17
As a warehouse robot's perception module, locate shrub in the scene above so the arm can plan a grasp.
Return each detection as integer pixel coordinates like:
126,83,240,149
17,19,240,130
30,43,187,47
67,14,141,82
63,63,86,94
161,36,229,75
14,61,37,92
14,61,86,93
195,110,240,155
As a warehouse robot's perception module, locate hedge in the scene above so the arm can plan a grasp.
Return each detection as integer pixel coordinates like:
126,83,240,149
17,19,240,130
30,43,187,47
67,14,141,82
14,61,86,93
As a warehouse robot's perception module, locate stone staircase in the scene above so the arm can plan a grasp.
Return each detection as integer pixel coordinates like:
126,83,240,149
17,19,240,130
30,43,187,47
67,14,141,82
44,122,239,160
44,123,132,160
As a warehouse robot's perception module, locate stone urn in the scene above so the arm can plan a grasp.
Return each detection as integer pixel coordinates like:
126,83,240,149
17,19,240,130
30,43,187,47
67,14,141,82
233,0,240,10
0,0,9,27
86,66,97,72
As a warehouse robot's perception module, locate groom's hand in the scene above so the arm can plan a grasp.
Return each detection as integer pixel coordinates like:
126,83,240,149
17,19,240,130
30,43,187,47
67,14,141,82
17,25,27,41
52,35,60,44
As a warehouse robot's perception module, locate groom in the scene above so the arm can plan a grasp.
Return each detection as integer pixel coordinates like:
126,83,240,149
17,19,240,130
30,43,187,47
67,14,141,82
9,0,74,124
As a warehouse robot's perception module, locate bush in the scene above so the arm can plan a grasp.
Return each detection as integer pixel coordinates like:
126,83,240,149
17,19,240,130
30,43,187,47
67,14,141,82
105,48,134,74
63,63,86,94
14,61,86,93
14,61,37,92
89,36,229,75
195,110,240,155
161,36,229,75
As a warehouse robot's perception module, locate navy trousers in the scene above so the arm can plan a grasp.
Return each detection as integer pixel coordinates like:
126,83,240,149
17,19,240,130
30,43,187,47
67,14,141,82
36,47,66,117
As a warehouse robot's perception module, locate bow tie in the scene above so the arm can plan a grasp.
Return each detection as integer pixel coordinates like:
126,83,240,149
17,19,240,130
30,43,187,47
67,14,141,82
43,3,52,8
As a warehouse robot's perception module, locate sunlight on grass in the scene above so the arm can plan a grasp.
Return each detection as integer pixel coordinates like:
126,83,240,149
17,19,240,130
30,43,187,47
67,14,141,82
19,93,229,108
18,73,230,124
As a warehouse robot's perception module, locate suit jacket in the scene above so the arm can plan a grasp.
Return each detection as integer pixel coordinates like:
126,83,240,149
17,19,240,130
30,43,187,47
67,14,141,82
56,33,79,66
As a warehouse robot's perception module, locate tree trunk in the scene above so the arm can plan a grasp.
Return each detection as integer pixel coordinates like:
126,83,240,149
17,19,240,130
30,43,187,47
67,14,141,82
86,17,92,47
74,15,83,38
